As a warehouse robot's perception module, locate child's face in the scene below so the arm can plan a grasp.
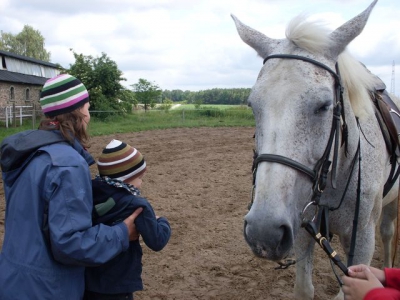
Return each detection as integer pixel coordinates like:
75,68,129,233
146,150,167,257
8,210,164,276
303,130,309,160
125,174,144,188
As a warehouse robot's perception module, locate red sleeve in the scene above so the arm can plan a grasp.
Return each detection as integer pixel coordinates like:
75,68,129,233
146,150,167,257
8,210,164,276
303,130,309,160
385,268,400,289
364,269,400,300
364,288,400,300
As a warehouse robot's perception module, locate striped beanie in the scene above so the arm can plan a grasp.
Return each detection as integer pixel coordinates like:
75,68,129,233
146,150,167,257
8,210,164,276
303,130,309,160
40,74,89,117
97,139,147,182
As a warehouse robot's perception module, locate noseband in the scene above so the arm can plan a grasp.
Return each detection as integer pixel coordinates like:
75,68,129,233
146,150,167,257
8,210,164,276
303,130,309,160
252,54,347,205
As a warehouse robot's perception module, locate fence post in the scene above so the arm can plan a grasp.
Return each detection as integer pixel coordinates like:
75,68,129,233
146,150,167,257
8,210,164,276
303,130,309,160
5,106,8,128
13,102,16,128
20,106,23,125
32,103,36,129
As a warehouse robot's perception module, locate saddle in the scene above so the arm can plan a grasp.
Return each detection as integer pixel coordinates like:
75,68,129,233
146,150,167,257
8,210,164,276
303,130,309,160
373,87,400,158
371,79,400,197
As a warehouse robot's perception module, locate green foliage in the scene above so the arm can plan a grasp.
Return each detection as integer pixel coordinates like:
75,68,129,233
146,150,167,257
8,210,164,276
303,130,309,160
119,89,137,106
159,98,173,111
194,98,203,109
162,88,251,105
131,78,162,111
0,25,51,61
68,50,126,117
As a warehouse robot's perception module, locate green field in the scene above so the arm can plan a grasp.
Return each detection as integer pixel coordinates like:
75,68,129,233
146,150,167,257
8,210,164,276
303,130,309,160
0,105,255,142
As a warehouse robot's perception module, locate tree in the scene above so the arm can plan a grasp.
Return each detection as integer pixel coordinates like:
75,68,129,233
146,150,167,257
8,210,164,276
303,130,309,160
0,25,51,61
119,89,137,109
68,50,128,116
160,98,173,111
131,78,162,111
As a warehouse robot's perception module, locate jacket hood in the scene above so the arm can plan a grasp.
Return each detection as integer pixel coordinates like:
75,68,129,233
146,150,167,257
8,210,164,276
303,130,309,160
1,130,94,185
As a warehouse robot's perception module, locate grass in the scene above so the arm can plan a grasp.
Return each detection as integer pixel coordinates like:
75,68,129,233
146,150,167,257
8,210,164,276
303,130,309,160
0,106,255,142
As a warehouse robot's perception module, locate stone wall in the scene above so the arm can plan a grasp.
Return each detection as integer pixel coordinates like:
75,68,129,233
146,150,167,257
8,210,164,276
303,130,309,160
0,82,43,122
0,82,42,107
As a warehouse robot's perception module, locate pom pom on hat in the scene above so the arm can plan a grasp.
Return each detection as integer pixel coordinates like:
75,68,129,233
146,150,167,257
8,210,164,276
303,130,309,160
40,74,89,117
97,139,147,182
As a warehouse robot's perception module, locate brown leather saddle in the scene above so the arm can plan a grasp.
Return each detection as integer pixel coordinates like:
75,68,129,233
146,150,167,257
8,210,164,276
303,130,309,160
372,82,400,197
374,89,400,155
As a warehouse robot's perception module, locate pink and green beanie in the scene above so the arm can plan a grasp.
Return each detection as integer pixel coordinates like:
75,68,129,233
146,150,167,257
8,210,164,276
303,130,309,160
40,74,89,117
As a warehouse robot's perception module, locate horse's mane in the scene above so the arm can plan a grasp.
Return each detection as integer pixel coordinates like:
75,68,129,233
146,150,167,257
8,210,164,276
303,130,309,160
285,14,379,119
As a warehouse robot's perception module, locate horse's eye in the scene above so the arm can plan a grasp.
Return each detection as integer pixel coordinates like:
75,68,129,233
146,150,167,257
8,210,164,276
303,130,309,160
314,104,331,114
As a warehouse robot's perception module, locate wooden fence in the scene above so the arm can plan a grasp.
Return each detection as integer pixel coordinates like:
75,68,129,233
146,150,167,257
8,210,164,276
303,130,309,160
0,103,38,128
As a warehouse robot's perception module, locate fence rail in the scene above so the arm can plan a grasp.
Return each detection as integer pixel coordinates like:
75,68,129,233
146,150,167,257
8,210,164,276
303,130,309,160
0,103,38,128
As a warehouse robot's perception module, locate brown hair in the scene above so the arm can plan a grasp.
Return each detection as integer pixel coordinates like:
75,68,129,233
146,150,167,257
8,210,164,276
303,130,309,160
39,108,90,148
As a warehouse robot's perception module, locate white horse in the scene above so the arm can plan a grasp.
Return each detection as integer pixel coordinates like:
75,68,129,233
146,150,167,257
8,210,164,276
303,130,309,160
232,1,400,299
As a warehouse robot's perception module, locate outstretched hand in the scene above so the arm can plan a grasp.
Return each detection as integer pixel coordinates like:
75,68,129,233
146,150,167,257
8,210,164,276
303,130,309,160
123,207,143,241
342,265,384,300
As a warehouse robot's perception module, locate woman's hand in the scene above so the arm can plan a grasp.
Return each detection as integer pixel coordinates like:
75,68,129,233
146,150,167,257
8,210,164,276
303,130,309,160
123,207,143,241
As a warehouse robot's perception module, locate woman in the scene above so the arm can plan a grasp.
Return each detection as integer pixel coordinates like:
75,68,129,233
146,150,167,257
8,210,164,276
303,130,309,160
0,74,141,300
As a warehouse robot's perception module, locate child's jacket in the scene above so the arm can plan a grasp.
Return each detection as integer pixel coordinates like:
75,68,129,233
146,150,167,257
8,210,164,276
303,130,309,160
365,268,400,299
85,178,171,294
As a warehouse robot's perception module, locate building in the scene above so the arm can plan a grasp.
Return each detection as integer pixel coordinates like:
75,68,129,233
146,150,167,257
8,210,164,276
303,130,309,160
0,50,61,108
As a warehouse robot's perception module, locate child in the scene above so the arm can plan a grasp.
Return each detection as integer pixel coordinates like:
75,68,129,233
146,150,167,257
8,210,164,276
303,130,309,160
84,139,171,300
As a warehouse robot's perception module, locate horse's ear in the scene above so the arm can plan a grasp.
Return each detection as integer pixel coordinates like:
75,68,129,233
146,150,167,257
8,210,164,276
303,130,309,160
328,0,377,59
231,14,277,59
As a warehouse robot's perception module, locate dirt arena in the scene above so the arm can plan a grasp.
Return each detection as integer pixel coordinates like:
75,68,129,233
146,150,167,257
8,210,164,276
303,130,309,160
0,127,386,299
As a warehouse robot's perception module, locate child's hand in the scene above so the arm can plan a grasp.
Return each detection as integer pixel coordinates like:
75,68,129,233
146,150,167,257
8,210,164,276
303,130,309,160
342,265,384,300
348,264,386,284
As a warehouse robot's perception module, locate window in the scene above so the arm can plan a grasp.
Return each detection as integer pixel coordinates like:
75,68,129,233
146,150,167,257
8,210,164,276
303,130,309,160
9,86,15,102
25,88,30,102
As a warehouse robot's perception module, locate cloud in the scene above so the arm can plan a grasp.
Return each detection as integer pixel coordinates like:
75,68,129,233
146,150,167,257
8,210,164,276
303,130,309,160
0,0,398,94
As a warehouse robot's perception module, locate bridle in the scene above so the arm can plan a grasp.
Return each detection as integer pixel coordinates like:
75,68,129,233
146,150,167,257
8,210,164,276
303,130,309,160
252,54,347,202
250,54,362,278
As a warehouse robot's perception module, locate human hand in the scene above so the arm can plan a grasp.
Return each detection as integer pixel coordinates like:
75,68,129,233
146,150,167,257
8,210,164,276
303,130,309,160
348,264,386,284
342,266,384,300
123,207,143,241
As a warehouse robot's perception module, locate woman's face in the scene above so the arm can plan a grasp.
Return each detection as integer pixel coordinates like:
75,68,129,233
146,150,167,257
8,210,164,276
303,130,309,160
79,102,91,129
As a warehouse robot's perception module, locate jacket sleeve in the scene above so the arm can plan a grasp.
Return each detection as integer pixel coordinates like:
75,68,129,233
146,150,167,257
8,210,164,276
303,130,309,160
45,162,129,266
364,288,400,300
385,268,400,290
135,198,171,251
363,268,400,300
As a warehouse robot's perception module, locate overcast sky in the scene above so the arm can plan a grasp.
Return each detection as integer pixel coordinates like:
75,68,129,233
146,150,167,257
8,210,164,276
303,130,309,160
1,0,399,95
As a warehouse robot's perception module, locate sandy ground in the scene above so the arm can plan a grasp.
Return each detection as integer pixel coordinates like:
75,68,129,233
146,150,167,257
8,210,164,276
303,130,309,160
0,127,387,299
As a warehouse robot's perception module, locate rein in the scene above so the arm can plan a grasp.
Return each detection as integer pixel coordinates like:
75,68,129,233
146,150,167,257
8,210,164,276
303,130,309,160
251,54,363,279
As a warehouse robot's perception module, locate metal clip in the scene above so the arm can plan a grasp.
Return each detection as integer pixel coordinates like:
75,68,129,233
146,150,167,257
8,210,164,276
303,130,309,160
274,259,296,270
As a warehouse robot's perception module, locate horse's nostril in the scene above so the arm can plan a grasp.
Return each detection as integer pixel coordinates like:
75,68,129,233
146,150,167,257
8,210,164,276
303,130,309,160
279,225,292,251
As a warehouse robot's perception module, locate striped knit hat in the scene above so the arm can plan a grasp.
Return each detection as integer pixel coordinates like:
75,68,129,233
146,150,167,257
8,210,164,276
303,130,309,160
97,139,147,182
40,74,89,117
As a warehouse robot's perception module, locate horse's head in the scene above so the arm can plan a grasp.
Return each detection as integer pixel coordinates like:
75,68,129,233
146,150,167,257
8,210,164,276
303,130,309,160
232,1,378,261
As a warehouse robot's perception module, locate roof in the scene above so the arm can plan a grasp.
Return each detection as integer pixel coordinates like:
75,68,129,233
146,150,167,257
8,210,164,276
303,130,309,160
0,50,59,68
0,69,48,85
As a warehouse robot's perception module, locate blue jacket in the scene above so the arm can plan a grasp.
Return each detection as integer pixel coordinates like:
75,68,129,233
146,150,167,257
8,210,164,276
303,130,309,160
85,178,171,294
0,130,130,300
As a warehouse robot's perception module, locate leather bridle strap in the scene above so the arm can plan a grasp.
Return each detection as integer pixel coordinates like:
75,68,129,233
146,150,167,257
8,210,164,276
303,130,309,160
254,154,316,181
263,54,341,84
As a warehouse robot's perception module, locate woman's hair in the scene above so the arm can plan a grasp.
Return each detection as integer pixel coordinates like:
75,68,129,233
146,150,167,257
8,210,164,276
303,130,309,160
39,107,90,148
